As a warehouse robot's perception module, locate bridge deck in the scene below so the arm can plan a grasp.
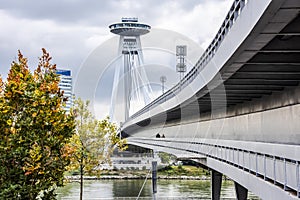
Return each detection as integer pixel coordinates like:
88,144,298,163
122,0,300,199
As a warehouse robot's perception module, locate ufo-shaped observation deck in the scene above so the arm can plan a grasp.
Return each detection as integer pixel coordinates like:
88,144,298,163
109,17,151,36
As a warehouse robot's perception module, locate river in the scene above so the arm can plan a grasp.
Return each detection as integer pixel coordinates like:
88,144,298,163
56,179,260,199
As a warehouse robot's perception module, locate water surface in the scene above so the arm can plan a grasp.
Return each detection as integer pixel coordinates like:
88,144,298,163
56,179,260,199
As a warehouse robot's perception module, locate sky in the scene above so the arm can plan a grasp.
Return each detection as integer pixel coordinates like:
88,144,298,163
0,0,233,119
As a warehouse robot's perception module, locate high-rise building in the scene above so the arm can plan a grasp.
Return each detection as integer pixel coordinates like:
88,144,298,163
56,69,73,112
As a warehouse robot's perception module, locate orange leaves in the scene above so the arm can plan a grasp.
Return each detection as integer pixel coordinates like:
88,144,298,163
38,48,57,71
14,90,23,95
39,82,59,94
4,92,11,98
5,52,32,102
0,75,3,95
23,143,42,176
18,50,28,67
63,134,82,171
49,82,59,92
34,49,60,96
62,140,77,158
23,144,54,176
24,171,32,176
7,51,30,84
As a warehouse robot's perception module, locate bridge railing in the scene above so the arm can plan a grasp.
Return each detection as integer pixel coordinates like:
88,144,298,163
130,138,300,198
130,0,247,119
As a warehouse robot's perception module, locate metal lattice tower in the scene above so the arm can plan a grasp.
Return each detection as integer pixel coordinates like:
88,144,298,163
109,18,152,123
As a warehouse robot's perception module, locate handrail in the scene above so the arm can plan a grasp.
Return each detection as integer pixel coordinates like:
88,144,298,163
130,137,300,198
129,0,247,120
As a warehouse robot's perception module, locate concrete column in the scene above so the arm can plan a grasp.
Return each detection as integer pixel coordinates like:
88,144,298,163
234,181,248,200
211,170,222,200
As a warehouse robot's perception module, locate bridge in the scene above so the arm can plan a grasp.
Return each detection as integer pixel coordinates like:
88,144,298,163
120,0,300,199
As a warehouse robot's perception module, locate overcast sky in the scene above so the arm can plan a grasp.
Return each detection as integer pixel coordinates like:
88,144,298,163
0,0,233,118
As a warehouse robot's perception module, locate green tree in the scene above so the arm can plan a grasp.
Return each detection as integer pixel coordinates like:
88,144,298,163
158,152,176,164
0,49,75,199
66,98,127,200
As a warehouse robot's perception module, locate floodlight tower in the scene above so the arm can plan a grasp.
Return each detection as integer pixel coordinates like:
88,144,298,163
176,45,187,81
109,18,151,122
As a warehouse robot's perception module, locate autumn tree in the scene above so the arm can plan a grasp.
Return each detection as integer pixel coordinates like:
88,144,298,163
0,49,75,199
66,98,127,200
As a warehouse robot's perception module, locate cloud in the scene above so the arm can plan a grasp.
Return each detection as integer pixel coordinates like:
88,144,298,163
154,0,232,48
0,9,110,77
0,0,233,119
0,0,114,25
0,0,232,75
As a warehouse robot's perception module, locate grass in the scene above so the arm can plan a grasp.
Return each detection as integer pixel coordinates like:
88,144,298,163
67,165,210,178
158,165,209,177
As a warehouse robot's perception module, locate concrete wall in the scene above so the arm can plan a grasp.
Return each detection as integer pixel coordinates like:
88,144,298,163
130,102,300,144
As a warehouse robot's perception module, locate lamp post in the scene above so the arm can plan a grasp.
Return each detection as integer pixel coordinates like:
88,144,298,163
160,75,167,94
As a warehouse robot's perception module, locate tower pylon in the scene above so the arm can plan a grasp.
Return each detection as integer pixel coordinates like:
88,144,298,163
109,17,152,123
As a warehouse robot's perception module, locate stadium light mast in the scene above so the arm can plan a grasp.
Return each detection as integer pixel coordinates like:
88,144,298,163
176,45,187,81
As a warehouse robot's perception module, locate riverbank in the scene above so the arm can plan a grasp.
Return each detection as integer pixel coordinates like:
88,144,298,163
66,165,211,181
66,174,209,180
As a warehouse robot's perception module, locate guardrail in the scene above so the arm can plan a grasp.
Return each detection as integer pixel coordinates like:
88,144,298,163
130,138,300,198
130,0,247,119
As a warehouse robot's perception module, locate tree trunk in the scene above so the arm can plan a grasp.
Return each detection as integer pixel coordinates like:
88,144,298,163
80,159,83,200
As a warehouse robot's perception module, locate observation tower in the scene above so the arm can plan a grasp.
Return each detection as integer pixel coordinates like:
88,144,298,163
109,18,152,123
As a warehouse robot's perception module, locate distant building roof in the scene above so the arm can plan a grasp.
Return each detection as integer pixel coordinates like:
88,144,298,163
56,69,71,76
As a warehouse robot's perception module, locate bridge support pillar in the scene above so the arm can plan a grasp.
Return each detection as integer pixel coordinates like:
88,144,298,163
211,170,222,200
234,181,248,200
